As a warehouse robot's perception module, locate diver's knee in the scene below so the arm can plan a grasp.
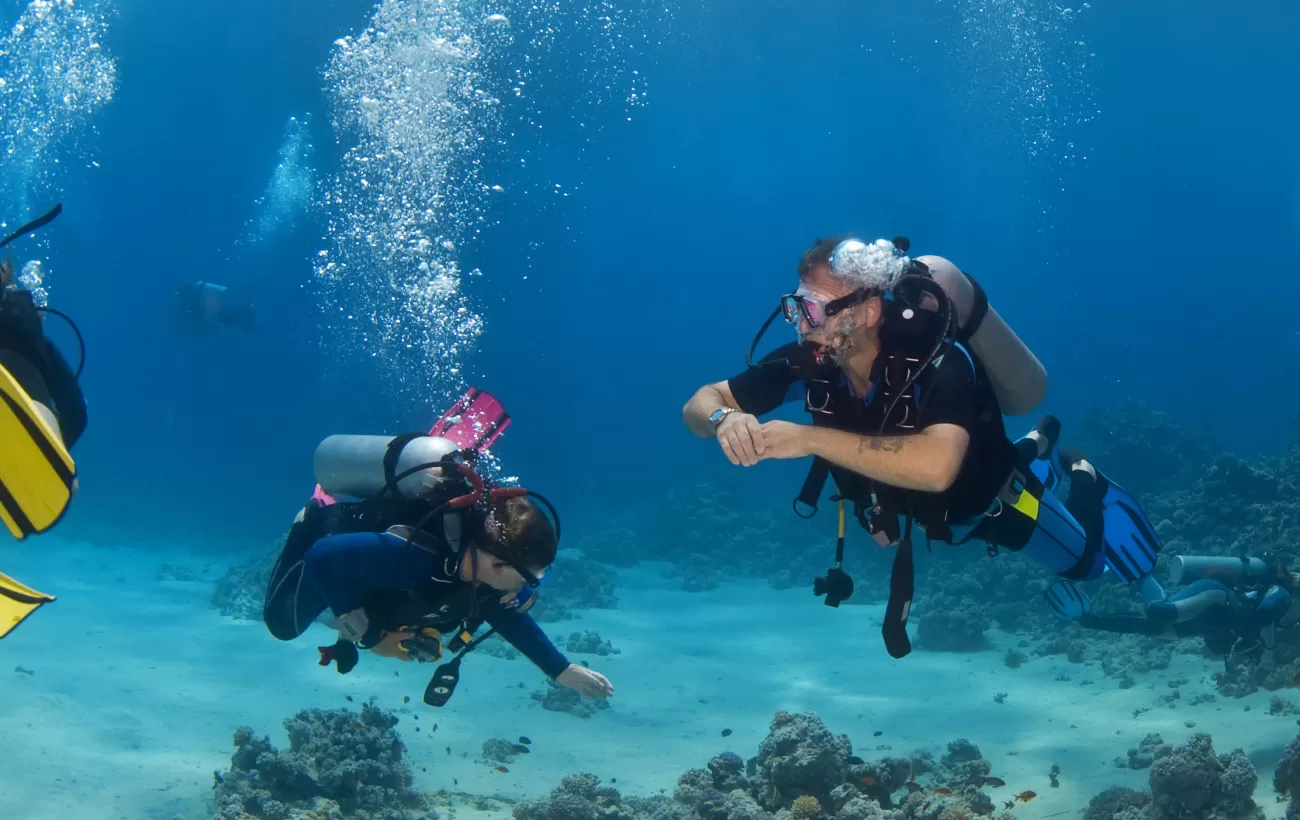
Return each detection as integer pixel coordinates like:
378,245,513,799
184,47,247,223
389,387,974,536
263,607,305,642
1146,600,1178,627
1138,575,1165,606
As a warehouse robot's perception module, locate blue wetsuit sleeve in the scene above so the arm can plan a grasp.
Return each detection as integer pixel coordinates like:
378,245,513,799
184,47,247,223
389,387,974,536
302,531,437,620
484,605,571,679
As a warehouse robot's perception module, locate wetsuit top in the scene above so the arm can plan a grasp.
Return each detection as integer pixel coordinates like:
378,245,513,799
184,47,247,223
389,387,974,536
300,527,570,678
726,340,1018,535
0,287,86,446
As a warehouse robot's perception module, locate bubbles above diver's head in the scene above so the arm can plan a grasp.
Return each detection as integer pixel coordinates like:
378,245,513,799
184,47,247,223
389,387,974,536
828,237,909,292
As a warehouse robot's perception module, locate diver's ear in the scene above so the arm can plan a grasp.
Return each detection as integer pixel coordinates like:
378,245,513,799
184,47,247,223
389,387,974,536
862,293,885,329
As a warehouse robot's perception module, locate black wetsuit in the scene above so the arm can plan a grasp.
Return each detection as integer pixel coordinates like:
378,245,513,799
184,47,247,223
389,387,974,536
727,340,1099,573
263,500,569,678
0,286,85,446
729,340,1016,537
1080,578,1291,656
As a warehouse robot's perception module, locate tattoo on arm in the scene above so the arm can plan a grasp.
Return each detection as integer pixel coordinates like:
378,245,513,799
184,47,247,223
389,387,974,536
858,436,907,454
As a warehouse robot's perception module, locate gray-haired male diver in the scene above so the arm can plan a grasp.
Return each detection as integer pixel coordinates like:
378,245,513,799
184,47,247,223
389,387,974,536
681,235,1160,658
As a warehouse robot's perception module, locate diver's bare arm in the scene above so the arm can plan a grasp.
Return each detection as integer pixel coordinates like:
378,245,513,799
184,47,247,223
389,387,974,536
682,382,740,439
805,423,969,493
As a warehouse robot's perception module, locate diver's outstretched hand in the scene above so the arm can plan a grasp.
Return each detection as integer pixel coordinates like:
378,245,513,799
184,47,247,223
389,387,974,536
557,665,614,699
717,412,764,466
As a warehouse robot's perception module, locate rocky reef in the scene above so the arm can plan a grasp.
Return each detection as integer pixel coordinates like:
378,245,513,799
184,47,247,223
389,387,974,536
513,710,1017,820
1085,733,1262,820
213,703,435,819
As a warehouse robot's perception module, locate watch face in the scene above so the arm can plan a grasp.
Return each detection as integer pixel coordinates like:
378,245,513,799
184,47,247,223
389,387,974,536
710,408,731,427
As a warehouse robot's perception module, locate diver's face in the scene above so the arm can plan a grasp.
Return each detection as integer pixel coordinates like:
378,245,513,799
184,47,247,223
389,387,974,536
473,551,545,593
796,264,880,351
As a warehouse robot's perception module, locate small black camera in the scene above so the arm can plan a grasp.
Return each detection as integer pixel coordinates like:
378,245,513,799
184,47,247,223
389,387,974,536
813,567,854,608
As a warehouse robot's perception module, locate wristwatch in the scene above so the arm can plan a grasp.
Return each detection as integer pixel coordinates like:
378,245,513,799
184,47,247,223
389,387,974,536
709,407,737,432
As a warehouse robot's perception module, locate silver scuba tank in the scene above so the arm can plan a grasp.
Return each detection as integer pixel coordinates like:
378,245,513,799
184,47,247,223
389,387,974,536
313,434,459,501
917,254,1048,417
1169,555,1269,585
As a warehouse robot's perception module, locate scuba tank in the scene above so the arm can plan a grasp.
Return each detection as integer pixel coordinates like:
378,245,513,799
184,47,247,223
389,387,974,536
914,254,1046,417
1170,555,1272,585
313,434,459,501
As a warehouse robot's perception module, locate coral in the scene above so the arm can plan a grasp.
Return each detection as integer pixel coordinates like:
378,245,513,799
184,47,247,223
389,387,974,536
528,554,618,622
1119,735,1173,771
480,738,526,764
721,790,776,820
752,711,853,811
791,795,823,819
915,570,994,652
512,772,683,820
673,769,713,805
849,756,911,807
212,535,283,620
934,740,991,790
213,704,430,820
1084,787,1151,820
531,679,611,718
565,630,621,656
707,751,750,793
833,797,885,820
1143,734,1263,820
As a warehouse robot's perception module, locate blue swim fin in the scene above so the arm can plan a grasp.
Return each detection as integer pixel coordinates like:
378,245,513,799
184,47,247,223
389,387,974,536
1044,580,1091,622
1097,471,1161,585
1019,415,1064,493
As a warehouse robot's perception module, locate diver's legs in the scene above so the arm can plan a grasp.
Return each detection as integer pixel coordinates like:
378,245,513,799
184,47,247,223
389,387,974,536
1060,448,1161,587
1016,487,1100,579
1078,611,1164,636
1159,579,1232,624
263,517,330,641
1017,415,1063,491
1138,574,1166,607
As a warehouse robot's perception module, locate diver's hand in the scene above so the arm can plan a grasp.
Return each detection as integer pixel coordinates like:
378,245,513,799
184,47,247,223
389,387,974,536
717,412,764,466
757,420,813,460
368,630,414,661
557,665,614,699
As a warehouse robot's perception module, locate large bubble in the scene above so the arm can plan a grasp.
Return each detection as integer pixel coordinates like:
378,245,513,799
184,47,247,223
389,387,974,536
0,0,117,227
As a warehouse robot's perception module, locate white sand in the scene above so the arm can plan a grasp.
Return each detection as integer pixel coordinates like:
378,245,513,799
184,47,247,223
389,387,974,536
1,539,1296,820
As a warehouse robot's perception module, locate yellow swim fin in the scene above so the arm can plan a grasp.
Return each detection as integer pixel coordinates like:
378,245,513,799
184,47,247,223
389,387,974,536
0,361,76,539
0,570,54,638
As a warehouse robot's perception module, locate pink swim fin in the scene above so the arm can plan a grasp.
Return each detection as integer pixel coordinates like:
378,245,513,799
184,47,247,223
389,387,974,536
430,386,511,453
308,387,511,508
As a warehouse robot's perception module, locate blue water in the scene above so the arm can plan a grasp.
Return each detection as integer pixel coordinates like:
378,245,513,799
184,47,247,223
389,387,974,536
3,0,1300,817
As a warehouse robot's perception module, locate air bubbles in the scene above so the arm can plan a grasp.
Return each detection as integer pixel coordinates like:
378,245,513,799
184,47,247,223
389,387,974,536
0,0,117,218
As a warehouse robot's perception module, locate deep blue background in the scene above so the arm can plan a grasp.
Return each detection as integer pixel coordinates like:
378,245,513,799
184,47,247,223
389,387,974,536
8,0,1299,551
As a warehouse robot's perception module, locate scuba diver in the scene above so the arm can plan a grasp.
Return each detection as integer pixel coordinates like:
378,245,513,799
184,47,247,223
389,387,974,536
681,235,1159,659
1048,553,1297,664
175,281,254,331
0,204,85,638
263,388,615,706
